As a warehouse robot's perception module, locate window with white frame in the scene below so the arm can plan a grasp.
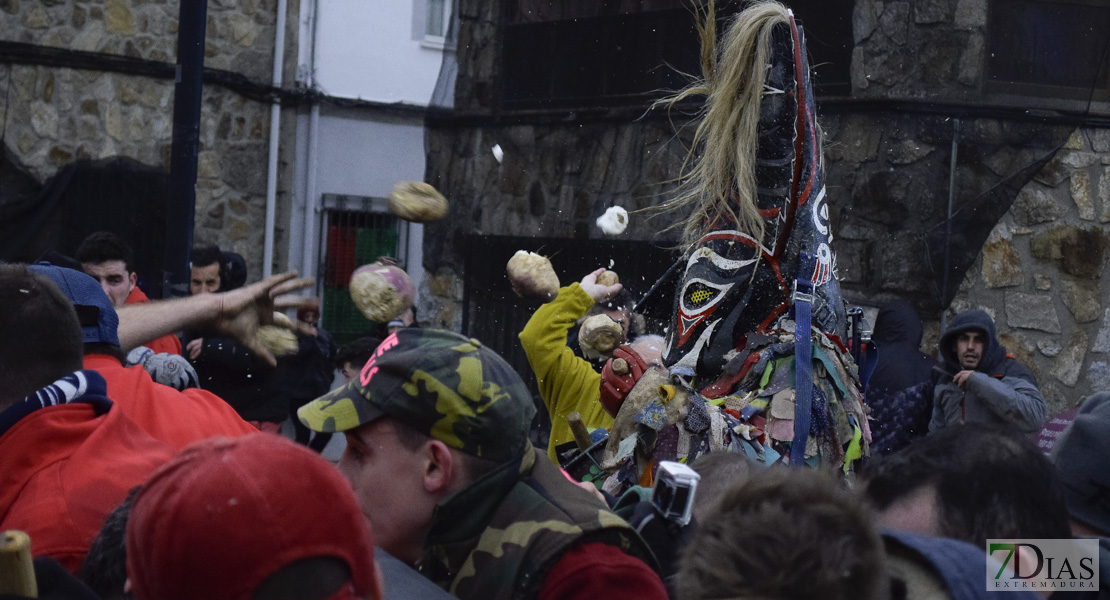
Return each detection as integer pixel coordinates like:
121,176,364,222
424,0,451,43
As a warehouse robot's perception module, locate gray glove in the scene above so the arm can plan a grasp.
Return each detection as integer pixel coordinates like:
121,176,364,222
126,346,200,390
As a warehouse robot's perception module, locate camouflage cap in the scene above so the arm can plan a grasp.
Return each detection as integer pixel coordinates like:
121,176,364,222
298,328,536,462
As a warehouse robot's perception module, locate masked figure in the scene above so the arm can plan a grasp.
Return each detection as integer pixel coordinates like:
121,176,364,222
598,2,869,487
665,3,847,377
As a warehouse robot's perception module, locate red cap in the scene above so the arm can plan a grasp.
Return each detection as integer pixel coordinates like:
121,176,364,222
126,435,378,600
599,345,651,417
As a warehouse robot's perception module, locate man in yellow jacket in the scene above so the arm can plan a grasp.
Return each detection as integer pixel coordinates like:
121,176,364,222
520,268,663,463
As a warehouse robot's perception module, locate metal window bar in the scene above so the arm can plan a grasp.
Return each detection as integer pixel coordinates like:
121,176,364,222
318,194,408,346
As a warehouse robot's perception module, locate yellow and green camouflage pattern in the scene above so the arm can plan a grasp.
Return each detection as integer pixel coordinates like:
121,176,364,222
297,328,535,462
418,447,657,600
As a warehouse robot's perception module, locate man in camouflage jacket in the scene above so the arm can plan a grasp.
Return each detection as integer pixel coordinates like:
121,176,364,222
299,328,666,600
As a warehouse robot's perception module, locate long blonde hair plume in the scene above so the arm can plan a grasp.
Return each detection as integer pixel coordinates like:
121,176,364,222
658,1,793,250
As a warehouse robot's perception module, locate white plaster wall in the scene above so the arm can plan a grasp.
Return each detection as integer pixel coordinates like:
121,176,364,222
314,0,447,104
314,109,427,297
315,113,426,197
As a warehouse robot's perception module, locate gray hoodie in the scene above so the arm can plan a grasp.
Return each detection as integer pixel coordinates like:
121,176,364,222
930,310,1046,434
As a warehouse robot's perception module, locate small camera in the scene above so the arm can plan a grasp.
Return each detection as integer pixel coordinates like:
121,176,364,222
651,461,701,526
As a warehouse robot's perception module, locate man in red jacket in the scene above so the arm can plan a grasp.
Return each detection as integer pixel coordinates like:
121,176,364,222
75,231,182,356
29,263,259,449
0,264,173,571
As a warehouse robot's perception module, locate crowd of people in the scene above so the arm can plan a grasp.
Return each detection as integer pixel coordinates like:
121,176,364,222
0,236,1107,600
8,0,1108,597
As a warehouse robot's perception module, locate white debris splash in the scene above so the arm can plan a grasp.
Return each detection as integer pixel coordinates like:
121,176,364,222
596,206,629,235
492,144,504,164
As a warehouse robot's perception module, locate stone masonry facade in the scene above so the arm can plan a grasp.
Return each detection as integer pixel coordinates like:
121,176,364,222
0,0,298,278
427,0,1110,414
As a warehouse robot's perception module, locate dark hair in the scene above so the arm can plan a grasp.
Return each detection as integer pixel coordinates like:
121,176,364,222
80,486,141,600
862,423,1071,548
596,288,634,312
676,467,888,600
76,231,135,273
0,265,84,409
190,242,223,268
688,451,753,522
335,337,382,371
221,251,248,291
251,557,353,600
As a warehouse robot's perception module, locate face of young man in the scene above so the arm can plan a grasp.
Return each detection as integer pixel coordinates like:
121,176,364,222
955,330,986,370
83,260,136,308
339,419,435,565
189,263,222,295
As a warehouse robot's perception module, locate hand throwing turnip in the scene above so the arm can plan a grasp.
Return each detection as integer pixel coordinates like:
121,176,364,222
257,312,299,357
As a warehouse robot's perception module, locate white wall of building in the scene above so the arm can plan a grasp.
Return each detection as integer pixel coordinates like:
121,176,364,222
286,0,448,309
314,109,427,296
313,0,448,104
315,111,426,197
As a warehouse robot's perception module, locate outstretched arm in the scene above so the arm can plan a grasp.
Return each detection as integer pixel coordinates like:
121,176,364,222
116,272,313,365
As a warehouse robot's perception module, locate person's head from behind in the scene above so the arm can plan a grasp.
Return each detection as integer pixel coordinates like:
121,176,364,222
81,486,142,600
190,242,223,295
629,334,665,369
125,435,382,600
75,231,137,308
862,423,1071,548
386,305,417,335
676,467,888,600
298,329,536,564
334,337,382,384
687,451,753,524
1052,392,1110,538
0,264,84,409
27,263,124,360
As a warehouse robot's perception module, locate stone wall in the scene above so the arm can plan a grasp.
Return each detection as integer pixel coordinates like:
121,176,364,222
422,118,691,329
430,0,1110,413
0,0,298,278
845,0,1110,410
851,0,986,102
949,128,1110,414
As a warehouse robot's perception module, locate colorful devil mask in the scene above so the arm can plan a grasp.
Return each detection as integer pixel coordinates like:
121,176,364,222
663,11,847,382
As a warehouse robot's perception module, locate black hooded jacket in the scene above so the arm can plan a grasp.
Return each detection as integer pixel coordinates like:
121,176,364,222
930,310,1045,434
870,300,937,395
866,300,939,454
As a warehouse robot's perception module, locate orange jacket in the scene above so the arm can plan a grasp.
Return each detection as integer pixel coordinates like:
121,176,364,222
124,286,183,356
85,353,258,451
0,375,173,572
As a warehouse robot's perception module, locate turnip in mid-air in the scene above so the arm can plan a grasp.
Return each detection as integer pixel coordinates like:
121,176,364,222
388,181,448,223
506,251,560,301
349,259,415,323
596,206,628,235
